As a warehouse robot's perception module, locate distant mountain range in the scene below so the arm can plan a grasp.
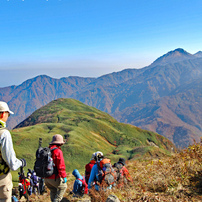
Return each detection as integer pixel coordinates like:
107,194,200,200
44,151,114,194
1,48,201,148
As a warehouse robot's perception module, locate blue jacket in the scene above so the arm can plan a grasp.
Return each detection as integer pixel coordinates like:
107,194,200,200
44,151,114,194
88,162,112,191
72,169,83,195
88,163,100,191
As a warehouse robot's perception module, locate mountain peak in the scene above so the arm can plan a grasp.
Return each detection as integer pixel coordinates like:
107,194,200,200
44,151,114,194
194,51,202,58
151,48,195,66
173,48,189,53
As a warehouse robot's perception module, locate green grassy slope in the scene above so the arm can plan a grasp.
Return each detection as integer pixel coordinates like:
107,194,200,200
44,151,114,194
11,98,175,184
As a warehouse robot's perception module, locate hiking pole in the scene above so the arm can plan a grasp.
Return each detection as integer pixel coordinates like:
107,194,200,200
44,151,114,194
39,138,42,148
20,166,29,202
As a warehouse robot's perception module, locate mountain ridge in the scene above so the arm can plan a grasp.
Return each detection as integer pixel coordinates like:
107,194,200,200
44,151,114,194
1,48,201,148
150,48,201,66
11,98,175,176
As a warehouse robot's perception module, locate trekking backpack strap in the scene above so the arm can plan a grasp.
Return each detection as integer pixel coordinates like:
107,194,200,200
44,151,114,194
0,128,10,176
96,161,104,184
50,147,58,180
78,177,88,194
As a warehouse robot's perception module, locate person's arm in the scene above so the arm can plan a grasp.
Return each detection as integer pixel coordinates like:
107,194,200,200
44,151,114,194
88,164,96,189
0,130,22,171
54,148,67,178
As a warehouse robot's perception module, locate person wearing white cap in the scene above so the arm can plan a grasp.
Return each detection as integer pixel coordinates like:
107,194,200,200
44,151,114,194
0,101,26,201
88,151,104,191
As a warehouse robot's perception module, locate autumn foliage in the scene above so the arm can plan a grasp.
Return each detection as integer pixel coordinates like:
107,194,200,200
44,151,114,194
19,140,202,201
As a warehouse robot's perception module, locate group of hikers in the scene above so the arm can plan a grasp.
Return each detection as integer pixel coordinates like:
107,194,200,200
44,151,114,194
72,151,132,198
17,169,45,200
0,101,132,202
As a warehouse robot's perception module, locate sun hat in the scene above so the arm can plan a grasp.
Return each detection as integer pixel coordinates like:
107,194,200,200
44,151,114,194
0,101,14,114
50,134,65,145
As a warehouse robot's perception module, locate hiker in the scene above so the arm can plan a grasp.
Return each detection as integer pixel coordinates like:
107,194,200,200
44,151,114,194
32,172,40,195
88,151,115,191
85,152,96,184
72,169,88,197
27,173,33,195
11,188,19,202
18,172,30,200
39,177,45,195
44,134,67,202
18,183,27,200
27,168,32,178
11,195,18,202
88,151,104,191
0,101,26,201
113,158,132,187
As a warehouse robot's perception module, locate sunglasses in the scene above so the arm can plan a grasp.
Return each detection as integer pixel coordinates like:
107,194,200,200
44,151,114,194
6,112,10,117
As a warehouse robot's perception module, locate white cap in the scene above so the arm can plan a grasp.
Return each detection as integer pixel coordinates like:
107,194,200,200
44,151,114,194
0,101,14,114
95,151,103,158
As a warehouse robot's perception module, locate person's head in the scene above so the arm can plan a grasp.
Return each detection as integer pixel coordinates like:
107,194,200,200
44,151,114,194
118,158,126,166
72,169,82,179
0,101,14,122
95,151,104,162
49,134,65,146
91,152,96,161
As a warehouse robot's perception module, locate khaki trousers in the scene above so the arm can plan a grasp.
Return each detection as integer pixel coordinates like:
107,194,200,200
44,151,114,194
0,172,12,202
45,178,67,202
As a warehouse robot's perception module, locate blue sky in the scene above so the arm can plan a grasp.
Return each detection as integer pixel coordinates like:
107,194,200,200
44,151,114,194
0,0,201,87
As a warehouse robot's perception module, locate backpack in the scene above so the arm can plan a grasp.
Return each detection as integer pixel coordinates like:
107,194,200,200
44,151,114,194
78,176,88,194
85,162,95,183
34,146,57,178
32,175,38,185
97,158,116,186
113,163,124,182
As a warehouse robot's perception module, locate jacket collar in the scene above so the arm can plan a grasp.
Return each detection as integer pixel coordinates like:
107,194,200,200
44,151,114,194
0,120,6,128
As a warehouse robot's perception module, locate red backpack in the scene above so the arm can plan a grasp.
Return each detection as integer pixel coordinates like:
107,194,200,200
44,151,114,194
78,176,88,194
85,161,95,183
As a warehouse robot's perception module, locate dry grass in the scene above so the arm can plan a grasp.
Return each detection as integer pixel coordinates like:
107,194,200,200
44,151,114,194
18,140,202,201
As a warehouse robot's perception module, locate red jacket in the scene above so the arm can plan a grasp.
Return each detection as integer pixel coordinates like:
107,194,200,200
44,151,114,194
122,166,132,182
85,159,96,183
46,145,67,179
